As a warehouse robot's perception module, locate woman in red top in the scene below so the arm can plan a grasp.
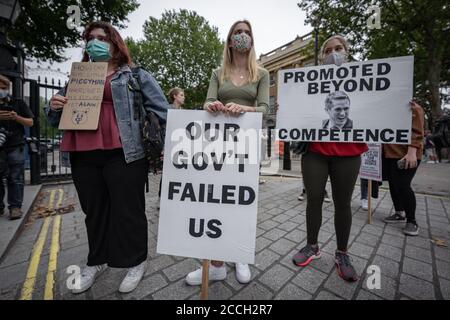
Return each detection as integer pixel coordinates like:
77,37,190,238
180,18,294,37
292,35,368,282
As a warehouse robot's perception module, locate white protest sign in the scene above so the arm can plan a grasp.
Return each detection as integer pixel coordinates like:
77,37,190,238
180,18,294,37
277,56,414,144
360,143,383,182
59,62,108,130
157,110,262,264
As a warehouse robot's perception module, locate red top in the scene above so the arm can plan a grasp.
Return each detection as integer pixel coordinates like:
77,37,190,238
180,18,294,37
309,142,368,157
61,73,122,152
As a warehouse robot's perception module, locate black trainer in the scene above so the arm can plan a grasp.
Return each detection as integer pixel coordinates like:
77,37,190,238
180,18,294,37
403,222,419,236
383,212,406,224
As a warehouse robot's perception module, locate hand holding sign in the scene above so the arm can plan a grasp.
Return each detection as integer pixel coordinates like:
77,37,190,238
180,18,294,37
206,101,226,113
49,95,68,111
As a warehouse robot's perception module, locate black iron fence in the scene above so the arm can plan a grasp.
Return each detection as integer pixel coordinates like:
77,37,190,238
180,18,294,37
24,76,71,184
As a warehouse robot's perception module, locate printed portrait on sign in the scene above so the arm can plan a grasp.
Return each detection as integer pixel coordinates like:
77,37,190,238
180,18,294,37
322,91,353,130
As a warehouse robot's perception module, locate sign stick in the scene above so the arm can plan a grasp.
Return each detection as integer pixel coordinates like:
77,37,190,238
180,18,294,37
200,260,209,300
368,180,373,224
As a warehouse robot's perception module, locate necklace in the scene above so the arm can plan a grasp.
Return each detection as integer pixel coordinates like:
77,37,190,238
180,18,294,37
232,68,246,80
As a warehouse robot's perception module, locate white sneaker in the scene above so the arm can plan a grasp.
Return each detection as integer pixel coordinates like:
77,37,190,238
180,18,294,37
361,199,368,211
72,264,107,294
119,261,147,293
185,263,227,286
235,263,251,284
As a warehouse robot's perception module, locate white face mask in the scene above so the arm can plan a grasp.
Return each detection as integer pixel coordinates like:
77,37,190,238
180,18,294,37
323,51,347,66
0,89,9,99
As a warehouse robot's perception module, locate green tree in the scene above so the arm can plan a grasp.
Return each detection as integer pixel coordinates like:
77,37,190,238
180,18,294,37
126,9,224,108
298,0,450,127
7,0,139,62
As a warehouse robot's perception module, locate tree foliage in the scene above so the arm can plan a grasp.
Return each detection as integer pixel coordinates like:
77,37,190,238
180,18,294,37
6,0,139,61
126,9,224,108
298,0,450,127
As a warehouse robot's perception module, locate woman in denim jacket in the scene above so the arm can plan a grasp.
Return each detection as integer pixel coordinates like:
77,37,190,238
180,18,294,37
45,21,169,294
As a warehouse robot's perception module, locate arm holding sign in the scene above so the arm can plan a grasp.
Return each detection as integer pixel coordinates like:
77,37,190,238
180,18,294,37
204,69,226,113
399,101,425,169
253,68,270,114
45,88,66,128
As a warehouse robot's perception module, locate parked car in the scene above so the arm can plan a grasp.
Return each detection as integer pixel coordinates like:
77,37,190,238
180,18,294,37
39,138,54,153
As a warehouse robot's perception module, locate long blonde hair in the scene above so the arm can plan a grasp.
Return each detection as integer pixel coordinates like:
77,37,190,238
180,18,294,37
220,20,260,84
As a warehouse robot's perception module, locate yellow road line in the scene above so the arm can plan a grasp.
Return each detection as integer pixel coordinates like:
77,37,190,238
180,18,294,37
44,189,63,300
20,217,51,300
44,214,61,300
48,189,56,210
20,188,65,300
56,189,64,209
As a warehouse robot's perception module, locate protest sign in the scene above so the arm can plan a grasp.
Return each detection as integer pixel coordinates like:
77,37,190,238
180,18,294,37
277,56,414,144
157,110,262,264
360,143,383,182
59,62,108,130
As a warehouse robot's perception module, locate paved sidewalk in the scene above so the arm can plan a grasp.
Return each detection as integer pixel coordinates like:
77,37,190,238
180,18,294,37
0,175,449,300
0,185,41,263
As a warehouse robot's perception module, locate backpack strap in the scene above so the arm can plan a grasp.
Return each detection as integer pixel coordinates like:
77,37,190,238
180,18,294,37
128,66,144,122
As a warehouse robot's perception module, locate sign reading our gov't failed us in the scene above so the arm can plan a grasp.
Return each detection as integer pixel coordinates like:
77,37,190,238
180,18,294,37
156,110,262,264
277,56,414,144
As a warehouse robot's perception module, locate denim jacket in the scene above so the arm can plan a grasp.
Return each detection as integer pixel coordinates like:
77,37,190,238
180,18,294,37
44,65,170,164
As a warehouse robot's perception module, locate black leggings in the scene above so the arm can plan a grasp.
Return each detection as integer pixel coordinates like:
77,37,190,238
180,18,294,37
70,149,149,268
383,158,420,223
302,152,361,251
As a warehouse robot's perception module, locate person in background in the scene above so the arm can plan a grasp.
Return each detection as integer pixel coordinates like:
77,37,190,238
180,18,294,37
423,130,437,163
382,101,424,236
157,87,186,210
360,178,380,210
0,74,34,220
168,87,185,109
185,20,269,286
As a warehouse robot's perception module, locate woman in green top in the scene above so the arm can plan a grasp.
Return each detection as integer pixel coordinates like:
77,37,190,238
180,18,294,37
185,20,269,286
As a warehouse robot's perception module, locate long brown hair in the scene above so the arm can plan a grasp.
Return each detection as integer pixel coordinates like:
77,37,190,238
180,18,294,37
81,21,132,67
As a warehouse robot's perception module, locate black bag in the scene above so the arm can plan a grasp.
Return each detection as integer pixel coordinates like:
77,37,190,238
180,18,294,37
128,67,165,174
290,141,309,155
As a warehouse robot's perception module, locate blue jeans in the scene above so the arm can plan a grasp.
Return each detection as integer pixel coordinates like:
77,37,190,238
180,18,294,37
0,146,25,210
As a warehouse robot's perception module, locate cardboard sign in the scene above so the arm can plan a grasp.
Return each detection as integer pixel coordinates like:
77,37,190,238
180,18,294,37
276,56,414,144
360,143,383,182
157,110,262,264
59,62,108,130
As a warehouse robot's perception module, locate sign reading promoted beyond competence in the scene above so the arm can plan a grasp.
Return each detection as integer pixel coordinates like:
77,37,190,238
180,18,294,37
157,110,262,264
59,62,108,130
277,56,414,144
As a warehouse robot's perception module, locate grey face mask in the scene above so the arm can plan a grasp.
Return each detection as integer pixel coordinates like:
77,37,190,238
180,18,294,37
323,52,347,66
0,89,9,99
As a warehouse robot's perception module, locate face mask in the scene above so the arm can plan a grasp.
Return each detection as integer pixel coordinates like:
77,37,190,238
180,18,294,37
0,89,9,99
323,51,347,66
86,39,111,62
232,33,252,53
